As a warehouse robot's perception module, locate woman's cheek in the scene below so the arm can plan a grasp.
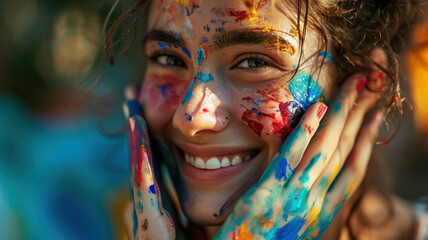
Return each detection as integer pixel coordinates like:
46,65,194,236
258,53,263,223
239,88,304,142
140,74,188,129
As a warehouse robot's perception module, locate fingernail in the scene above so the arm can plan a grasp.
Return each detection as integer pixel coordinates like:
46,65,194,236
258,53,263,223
317,104,328,119
129,118,136,132
356,77,367,93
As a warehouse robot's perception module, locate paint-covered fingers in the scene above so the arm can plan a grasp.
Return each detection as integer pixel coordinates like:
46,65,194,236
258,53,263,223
129,116,175,240
336,80,382,165
309,110,383,220
313,74,367,157
257,102,328,187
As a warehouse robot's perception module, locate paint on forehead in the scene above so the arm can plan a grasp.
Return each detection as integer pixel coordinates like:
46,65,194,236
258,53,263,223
288,71,323,110
196,46,206,65
185,2,199,16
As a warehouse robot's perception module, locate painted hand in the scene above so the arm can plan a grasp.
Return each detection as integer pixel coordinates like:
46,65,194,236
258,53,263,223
214,73,383,240
125,87,175,240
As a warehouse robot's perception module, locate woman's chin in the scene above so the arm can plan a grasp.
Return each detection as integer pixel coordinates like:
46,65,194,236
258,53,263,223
182,193,231,225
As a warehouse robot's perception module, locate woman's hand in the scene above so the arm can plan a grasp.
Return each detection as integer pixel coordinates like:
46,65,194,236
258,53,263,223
214,73,383,240
125,87,176,240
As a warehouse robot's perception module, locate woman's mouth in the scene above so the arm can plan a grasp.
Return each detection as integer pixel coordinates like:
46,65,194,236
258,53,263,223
175,144,261,185
184,151,254,169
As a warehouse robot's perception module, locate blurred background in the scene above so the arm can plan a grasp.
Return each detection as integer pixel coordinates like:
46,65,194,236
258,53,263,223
0,0,427,239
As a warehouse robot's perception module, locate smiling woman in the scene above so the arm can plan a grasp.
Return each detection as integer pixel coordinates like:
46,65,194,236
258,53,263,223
106,0,424,239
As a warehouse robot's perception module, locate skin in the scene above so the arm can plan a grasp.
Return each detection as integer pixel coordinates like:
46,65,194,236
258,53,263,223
122,0,415,239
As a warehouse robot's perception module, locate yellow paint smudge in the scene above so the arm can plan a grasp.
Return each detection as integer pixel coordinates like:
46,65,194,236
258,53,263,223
236,224,254,240
307,206,320,223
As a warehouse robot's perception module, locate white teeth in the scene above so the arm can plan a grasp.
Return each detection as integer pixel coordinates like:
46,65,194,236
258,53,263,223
194,157,206,169
184,152,252,169
206,157,221,169
220,157,231,167
231,156,242,166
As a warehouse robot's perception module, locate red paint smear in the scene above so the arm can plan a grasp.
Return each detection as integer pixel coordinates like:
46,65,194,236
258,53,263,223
241,109,264,136
228,10,249,22
203,108,209,113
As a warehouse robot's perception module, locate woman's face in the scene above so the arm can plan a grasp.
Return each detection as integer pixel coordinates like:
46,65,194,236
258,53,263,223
140,0,334,225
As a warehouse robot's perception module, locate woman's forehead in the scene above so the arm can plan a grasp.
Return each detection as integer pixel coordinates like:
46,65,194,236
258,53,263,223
147,0,297,43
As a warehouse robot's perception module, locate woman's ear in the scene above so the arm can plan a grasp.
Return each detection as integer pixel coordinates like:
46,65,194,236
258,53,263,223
368,47,388,91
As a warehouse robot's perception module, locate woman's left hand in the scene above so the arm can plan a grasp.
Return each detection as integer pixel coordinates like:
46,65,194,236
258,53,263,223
214,73,383,240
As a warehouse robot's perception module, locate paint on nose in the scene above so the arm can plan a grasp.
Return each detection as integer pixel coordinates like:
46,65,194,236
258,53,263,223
181,72,214,105
196,46,206,66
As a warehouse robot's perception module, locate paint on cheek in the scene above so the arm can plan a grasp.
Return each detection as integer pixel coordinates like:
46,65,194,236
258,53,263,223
182,47,191,58
196,46,206,65
288,71,323,110
202,108,209,113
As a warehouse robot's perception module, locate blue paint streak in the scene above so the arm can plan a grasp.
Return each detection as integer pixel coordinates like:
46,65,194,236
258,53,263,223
149,184,156,194
158,42,169,49
181,80,196,105
274,216,305,240
161,85,167,96
181,73,214,105
299,153,321,183
251,101,259,106
275,157,293,181
182,47,191,58
196,72,214,82
213,38,217,42
289,71,322,110
196,46,205,66
319,51,333,63
185,113,193,121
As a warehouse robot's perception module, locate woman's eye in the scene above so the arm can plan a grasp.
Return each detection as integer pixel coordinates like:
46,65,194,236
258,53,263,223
153,54,186,68
233,57,270,70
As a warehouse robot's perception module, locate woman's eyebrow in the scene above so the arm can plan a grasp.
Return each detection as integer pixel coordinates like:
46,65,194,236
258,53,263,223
213,29,294,49
143,29,185,47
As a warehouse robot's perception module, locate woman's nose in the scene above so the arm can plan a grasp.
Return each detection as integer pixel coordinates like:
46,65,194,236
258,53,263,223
172,73,229,137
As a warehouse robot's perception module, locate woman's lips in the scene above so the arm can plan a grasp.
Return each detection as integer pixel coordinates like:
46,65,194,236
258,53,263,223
176,146,260,185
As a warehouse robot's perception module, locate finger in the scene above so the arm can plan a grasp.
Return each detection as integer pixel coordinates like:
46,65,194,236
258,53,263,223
280,75,367,201
310,110,383,210
257,102,328,190
129,116,175,239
